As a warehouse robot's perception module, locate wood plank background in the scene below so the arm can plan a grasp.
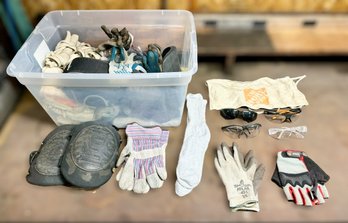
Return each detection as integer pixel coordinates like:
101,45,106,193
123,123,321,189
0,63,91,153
22,0,348,24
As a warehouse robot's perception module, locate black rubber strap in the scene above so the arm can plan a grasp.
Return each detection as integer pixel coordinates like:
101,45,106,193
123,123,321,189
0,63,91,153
64,57,109,73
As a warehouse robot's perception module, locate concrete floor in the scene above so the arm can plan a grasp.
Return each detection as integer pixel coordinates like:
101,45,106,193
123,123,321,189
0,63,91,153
1,61,348,221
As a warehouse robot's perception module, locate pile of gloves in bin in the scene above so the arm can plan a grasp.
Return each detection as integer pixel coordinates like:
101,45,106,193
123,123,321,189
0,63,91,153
42,26,181,74
38,26,183,127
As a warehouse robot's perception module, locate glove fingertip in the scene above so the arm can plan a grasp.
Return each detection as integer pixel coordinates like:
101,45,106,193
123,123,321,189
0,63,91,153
216,147,224,161
244,150,254,163
115,173,121,182
214,156,221,169
156,167,167,181
256,164,266,177
116,160,123,167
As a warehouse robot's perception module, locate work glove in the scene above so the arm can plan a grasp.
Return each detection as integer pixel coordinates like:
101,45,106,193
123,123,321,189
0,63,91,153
116,123,169,194
142,44,162,73
215,142,265,212
232,147,265,212
272,150,330,206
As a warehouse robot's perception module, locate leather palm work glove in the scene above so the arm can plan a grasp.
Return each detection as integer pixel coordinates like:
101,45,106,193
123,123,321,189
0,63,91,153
272,150,330,206
215,142,265,212
116,123,169,194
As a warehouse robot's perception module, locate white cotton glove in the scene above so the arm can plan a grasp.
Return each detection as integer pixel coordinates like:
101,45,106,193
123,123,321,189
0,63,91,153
43,31,101,73
214,143,259,209
43,31,78,73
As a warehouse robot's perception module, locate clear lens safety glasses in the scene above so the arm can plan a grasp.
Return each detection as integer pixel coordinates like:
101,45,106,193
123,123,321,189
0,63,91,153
221,123,262,139
268,126,307,139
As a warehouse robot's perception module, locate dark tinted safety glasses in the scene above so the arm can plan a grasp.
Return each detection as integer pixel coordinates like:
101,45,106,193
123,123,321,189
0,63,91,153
220,109,257,123
264,108,301,123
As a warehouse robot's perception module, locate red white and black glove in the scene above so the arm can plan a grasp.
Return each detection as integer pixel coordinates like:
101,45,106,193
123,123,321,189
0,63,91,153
272,150,330,206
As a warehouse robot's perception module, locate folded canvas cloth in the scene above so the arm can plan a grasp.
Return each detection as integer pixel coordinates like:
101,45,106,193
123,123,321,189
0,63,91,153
206,76,309,110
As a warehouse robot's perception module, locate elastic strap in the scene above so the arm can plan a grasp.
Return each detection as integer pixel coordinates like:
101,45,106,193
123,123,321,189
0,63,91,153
29,151,39,165
83,95,108,107
292,75,306,86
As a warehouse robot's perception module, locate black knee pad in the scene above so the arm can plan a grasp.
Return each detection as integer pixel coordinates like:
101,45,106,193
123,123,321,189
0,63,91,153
60,122,121,189
26,125,74,186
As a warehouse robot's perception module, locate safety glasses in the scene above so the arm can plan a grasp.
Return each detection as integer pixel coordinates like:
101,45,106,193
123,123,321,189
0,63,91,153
268,126,307,139
264,108,301,123
221,123,262,139
220,108,257,123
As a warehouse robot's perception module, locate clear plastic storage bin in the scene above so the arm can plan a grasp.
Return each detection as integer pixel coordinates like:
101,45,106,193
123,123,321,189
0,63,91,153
7,10,197,127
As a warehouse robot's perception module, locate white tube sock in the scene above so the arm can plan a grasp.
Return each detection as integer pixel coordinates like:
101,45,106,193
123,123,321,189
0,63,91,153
175,93,211,196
